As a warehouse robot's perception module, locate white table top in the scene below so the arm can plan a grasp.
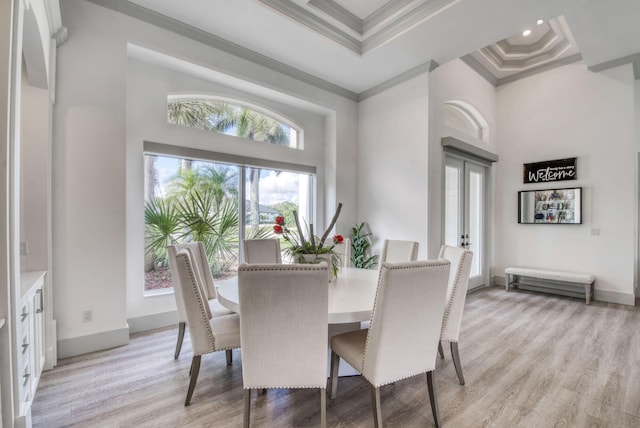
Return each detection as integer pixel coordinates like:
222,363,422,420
216,267,380,324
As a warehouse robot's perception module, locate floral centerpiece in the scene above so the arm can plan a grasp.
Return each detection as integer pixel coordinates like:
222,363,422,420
273,203,344,278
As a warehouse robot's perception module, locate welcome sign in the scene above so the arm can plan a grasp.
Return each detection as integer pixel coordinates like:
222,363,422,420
523,157,577,184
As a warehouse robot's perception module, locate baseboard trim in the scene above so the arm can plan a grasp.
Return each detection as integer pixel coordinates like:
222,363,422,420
45,319,58,370
57,326,129,359
128,310,177,334
594,289,635,306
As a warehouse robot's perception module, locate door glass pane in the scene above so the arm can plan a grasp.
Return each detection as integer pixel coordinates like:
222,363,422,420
468,170,482,276
444,165,461,247
244,167,312,262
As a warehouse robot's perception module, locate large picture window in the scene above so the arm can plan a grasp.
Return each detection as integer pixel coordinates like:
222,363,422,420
143,149,314,293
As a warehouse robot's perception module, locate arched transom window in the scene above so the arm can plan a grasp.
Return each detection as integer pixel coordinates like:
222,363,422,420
167,95,301,149
443,100,490,143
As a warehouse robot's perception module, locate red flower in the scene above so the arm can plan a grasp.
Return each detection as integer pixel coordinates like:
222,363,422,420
333,234,344,244
273,225,283,234
275,216,285,225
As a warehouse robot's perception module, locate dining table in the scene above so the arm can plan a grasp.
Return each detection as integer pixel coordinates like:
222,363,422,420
215,266,380,324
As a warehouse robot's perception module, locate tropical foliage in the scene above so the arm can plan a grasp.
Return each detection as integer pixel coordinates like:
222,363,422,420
144,164,241,278
350,222,378,269
167,98,292,147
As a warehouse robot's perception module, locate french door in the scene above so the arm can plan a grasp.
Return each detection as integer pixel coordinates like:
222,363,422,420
444,154,489,289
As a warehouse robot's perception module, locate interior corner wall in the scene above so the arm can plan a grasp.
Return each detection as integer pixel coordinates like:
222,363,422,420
20,65,49,272
427,59,497,259
357,74,430,258
495,62,636,304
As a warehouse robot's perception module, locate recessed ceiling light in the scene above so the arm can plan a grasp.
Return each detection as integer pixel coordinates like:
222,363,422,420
522,29,532,37
537,19,544,25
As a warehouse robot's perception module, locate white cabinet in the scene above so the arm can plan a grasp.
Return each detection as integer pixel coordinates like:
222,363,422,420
18,272,46,421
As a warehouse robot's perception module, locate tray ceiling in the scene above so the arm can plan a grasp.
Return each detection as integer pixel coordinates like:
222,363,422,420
109,0,640,96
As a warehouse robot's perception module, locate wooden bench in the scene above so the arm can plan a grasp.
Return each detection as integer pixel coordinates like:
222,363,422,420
505,267,595,304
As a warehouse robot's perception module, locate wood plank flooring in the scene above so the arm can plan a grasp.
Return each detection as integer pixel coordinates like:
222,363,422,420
32,286,640,427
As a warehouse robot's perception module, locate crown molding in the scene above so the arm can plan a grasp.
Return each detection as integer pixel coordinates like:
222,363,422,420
307,0,362,34
460,54,498,87
462,53,583,87
259,0,361,54
358,60,438,101
362,0,415,34
588,52,640,80
495,53,582,86
85,0,359,100
361,0,454,54
259,0,454,55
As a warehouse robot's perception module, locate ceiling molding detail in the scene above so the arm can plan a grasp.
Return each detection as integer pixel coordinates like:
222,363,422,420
461,16,583,87
85,0,358,100
259,0,361,53
258,0,456,55
588,52,640,80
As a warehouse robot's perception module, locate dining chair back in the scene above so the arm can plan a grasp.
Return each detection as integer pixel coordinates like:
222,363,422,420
243,238,282,264
328,260,450,428
380,239,419,263
238,262,329,428
172,248,240,406
168,242,232,359
438,244,474,385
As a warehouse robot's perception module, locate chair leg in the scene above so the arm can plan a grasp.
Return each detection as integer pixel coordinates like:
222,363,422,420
450,342,465,385
438,341,444,359
243,389,251,428
226,349,233,365
328,351,341,399
320,388,327,428
185,355,201,406
371,386,382,428
427,371,441,428
174,322,186,359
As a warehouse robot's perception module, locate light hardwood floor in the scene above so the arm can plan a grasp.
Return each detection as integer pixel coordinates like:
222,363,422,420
33,286,640,427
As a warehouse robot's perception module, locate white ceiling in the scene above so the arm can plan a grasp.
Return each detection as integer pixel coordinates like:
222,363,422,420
102,0,640,95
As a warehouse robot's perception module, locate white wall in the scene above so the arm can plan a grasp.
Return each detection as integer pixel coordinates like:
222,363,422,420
53,0,128,350
21,66,49,272
55,0,357,354
495,62,636,303
357,74,430,258
427,59,497,258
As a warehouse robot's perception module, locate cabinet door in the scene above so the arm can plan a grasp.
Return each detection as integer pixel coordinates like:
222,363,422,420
34,288,45,374
19,299,33,405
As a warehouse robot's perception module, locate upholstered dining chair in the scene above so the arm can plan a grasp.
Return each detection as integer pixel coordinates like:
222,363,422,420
380,239,419,263
238,262,329,428
171,248,241,406
167,242,233,359
437,245,474,385
243,238,282,264
328,260,451,428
